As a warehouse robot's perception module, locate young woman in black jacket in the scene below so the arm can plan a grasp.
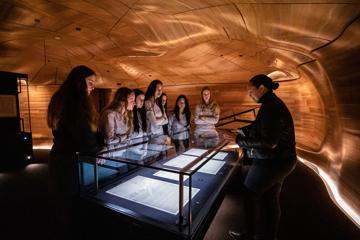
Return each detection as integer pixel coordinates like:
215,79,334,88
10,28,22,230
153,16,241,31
47,65,99,239
229,74,297,240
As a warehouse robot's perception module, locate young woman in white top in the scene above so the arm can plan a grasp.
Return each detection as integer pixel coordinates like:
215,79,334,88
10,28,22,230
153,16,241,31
168,95,191,152
99,87,135,146
144,80,168,136
194,86,220,133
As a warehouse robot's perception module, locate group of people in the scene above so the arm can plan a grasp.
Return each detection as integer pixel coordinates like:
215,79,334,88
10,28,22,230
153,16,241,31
46,65,221,238
97,78,220,152
47,65,297,240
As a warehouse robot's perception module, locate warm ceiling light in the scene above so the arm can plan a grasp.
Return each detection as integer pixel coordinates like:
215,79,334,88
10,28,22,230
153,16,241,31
54,36,61,40
267,70,288,80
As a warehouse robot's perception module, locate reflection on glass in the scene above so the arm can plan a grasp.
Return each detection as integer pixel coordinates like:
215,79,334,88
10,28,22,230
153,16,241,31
194,129,220,148
99,134,169,163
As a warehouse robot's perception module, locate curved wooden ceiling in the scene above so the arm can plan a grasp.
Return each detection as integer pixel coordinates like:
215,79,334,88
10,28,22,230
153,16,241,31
1,0,359,87
2,0,360,227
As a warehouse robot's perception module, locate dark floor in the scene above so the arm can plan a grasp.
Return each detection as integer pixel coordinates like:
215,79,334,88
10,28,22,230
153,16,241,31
1,151,359,240
204,162,360,240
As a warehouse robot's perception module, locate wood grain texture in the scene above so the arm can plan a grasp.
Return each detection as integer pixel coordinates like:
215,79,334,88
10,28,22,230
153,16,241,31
2,0,360,223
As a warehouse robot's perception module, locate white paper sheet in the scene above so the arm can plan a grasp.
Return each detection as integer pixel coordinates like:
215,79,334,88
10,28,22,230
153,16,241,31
153,171,189,181
183,148,208,156
106,176,200,215
192,160,225,175
209,151,228,160
163,155,198,168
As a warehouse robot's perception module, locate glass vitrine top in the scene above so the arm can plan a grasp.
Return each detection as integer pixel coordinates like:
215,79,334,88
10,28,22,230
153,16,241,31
86,129,231,176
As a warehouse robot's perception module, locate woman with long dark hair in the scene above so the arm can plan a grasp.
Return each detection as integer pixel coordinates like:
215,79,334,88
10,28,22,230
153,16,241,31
194,86,220,133
228,74,297,240
99,87,135,145
132,89,147,137
168,95,191,152
158,93,169,135
144,80,168,136
47,65,99,239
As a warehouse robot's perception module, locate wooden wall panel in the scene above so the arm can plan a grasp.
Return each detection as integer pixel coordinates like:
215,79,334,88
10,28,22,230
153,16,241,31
22,80,325,153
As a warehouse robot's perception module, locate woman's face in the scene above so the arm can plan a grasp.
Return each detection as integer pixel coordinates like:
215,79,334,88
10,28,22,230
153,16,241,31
136,94,145,108
162,95,167,106
155,84,163,98
177,98,186,111
127,92,135,110
86,75,96,95
247,83,265,103
202,89,211,104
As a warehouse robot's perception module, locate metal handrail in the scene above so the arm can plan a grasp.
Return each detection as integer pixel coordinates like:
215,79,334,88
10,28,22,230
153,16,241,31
216,107,257,127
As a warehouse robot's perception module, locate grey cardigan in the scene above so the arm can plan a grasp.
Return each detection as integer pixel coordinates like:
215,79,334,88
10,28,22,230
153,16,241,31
145,97,168,135
194,101,220,132
99,109,131,145
168,112,190,140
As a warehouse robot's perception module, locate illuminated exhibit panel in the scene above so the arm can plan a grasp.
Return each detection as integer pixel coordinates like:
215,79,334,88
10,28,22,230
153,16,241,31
79,131,240,239
163,155,198,168
183,148,228,160
190,160,226,175
154,171,190,181
106,176,200,215
208,151,228,160
183,148,208,157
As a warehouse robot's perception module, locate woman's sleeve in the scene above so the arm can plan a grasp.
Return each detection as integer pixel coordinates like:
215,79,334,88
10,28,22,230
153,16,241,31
101,112,121,145
168,113,174,137
72,112,99,154
76,123,99,154
194,104,208,125
202,104,220,124
236,105,280,151
145,101,168,126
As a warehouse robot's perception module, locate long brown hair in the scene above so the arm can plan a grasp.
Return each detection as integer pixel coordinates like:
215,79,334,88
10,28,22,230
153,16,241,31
133,89,147,133
103,87,134,135
47,65,97,131
174,95,191,126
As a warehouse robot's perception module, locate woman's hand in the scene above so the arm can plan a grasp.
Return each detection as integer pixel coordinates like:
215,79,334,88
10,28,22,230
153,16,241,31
165,135,172,145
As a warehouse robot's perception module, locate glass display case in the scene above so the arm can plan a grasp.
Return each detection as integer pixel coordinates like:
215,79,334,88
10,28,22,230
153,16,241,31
78,129,240,239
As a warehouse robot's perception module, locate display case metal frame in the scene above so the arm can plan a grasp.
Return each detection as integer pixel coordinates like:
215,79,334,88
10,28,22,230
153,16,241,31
78,132,240,239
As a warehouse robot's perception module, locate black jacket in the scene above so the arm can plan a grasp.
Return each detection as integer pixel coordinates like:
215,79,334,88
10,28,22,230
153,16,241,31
236,92,296,160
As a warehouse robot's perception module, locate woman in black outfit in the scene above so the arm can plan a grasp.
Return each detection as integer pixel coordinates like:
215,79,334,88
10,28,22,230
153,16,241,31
229,74,297,240
158,92,169,135
47,65,99,239
132,89,147,137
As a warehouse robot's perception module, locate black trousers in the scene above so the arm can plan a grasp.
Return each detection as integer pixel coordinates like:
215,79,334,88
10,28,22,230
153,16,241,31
241,158,296,239
173,139,190,153
48,153,82,240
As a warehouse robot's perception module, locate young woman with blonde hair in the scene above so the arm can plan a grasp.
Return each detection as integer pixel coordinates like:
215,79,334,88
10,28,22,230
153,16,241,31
99,87,135,145
194,86,220,132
